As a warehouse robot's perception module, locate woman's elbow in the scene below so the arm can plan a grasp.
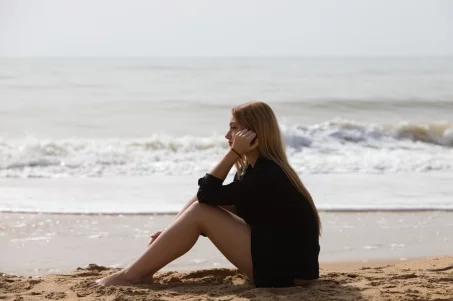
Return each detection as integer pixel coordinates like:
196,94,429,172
196,190,219,205
196,190,210,204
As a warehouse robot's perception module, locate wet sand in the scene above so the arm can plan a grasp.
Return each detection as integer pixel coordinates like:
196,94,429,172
1,211,452,276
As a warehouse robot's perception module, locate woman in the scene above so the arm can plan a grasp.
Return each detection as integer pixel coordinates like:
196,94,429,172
94,101,321,288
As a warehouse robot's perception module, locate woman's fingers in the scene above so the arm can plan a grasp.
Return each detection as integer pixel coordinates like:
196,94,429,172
236,129,255,139
151,231,163,238
243,131,255,138
241,131,256,144
148,236,157,246
247,132,257,140
148,230,164,246
232,129,258,153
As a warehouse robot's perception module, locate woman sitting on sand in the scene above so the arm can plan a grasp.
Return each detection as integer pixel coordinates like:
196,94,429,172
94,101,321,288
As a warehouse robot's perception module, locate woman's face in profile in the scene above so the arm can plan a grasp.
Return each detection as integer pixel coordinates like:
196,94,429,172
225,116,243,147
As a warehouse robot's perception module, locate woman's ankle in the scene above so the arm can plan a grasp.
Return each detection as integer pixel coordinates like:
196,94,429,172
121,267,143,284
140,273,154,285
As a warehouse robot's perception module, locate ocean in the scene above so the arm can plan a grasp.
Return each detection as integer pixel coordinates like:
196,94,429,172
1,57,453,214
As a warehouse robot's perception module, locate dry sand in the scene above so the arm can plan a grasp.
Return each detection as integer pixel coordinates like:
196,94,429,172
1,256,452,301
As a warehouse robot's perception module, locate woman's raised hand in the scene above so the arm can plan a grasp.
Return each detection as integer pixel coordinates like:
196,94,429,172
231,129,259,155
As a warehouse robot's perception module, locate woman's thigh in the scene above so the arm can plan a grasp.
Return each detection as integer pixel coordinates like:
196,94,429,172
188,203,253,280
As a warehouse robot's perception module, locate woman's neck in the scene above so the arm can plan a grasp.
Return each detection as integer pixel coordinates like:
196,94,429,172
245,150,260,167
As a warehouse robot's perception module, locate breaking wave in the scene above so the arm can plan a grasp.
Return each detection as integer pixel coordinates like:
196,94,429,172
1,120,452,178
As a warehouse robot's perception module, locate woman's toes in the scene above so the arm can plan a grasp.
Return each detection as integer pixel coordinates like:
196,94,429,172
86,280,98,287
94,271,139,287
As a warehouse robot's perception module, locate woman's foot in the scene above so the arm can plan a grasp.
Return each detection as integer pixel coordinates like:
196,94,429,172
93,270,140,287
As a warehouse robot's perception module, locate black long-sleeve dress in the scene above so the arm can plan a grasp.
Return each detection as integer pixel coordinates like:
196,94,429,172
197,156,320,288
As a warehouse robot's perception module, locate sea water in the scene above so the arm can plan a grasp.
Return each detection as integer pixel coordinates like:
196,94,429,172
1,57,452,213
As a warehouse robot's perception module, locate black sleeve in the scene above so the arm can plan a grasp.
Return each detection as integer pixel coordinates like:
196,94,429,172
198,170,246,238
197,168,267,206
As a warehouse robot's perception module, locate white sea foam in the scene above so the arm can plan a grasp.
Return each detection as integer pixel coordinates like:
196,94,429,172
1,120,452,178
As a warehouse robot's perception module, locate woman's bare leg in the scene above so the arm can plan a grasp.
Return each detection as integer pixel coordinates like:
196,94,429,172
95,202,253,286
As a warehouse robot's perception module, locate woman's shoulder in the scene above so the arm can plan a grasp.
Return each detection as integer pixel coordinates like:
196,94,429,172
238,157,282,179
254,157,286,177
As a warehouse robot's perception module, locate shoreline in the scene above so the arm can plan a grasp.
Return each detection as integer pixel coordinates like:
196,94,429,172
2,207,453,215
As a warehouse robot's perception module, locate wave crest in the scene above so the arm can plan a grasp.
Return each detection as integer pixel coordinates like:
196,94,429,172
1,120,452,178
283,120,453,148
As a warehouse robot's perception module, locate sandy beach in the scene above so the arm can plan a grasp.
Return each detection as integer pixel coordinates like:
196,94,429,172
2,175,453,301
1,211,453,300
1,256,452,300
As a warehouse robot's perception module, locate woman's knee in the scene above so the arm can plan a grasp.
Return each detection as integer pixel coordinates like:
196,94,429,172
186,202,228,222
186,202,214,216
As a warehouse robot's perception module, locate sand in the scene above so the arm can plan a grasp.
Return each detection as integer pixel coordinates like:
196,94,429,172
1,210,452,300
1,256,452,301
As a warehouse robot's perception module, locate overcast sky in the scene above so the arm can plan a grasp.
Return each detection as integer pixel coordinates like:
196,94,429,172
0,0,452,57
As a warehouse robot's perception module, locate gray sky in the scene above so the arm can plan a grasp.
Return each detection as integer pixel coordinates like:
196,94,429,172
0,0,452,57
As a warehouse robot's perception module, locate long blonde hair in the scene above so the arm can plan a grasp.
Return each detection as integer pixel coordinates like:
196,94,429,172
232,101,321,235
